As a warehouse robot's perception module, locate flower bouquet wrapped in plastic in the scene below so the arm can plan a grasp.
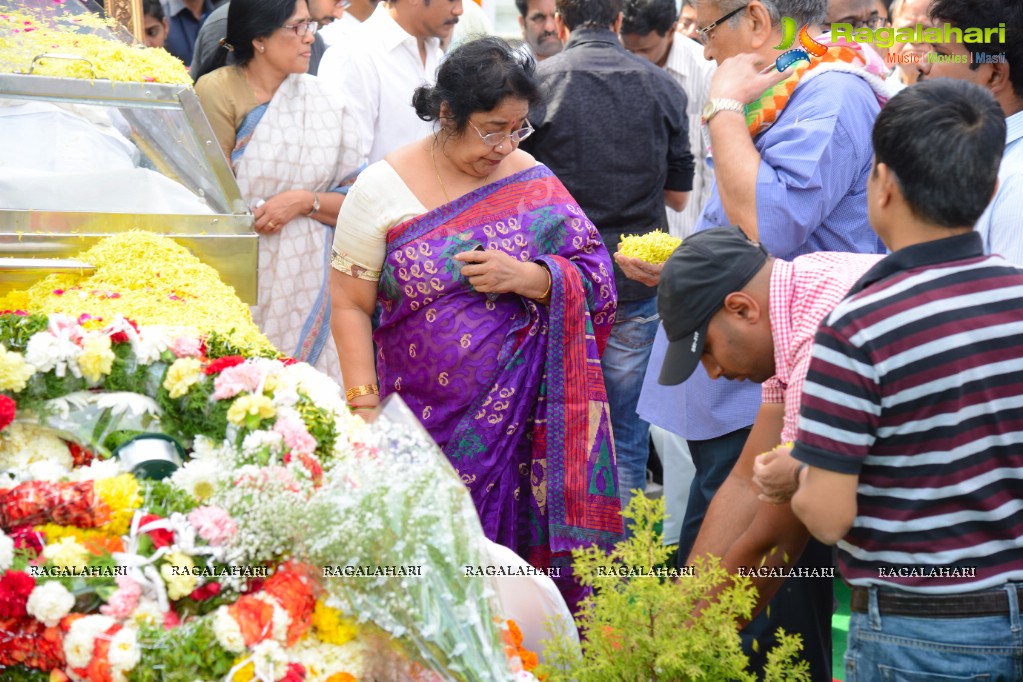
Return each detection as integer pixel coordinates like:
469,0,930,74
301,395,515,681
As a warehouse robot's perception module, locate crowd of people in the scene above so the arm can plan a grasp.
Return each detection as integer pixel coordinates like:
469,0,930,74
144,0,1023,676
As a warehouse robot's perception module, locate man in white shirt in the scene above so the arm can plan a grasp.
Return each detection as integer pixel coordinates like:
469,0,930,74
318,0,380,46
318,0,463,163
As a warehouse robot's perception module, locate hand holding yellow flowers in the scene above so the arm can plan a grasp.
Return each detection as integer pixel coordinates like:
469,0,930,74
617,230,683,265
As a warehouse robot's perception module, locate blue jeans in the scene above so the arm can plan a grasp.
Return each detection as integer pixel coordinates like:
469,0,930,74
846,584,1023,681
601,297,659,518
675,426,751,564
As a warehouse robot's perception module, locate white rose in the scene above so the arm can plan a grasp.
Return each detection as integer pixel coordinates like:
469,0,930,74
27,580,76,627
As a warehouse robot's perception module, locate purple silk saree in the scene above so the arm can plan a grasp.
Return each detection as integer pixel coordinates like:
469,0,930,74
376,165,623,600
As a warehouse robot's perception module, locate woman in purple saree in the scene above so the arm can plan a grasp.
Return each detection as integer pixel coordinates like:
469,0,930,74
329,38,623,611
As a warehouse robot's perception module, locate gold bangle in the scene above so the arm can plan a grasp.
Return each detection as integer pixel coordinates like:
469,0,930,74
533,263,552,302
345,384,379,402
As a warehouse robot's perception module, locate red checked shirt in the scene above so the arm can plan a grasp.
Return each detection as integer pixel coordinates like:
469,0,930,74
762,252,883,442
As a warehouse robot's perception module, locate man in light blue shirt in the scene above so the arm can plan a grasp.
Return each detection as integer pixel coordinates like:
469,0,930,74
923,0,1023,265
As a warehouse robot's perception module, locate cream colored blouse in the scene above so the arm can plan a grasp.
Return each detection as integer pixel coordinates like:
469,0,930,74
330,160,426,282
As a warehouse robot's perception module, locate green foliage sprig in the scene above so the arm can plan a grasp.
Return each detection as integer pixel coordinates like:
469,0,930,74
128,619,235,682
538,493,812,682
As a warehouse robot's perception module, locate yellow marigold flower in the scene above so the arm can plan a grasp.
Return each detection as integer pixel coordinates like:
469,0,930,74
159,551,199,600
326,674,357,682
227,394,276,428
312,600,358,646
164,357,204,399
94,474,142,536
229,661,255,682
42,537,91,570
0,343,34,392
78,333,116,384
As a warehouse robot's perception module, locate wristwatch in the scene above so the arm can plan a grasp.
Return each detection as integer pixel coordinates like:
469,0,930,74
306,191,320,217
701,98,746,126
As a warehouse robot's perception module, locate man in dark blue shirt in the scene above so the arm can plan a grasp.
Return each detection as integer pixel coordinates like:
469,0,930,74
161,0,216,67
522,0,694,524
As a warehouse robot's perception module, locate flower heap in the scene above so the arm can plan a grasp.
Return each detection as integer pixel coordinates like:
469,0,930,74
0,230,275,358
0,309,540,681
0,5,192,84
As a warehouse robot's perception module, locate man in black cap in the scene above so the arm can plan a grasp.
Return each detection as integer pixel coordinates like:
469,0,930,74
657,225,880,679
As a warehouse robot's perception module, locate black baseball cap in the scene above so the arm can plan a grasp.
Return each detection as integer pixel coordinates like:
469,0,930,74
658,226,769,385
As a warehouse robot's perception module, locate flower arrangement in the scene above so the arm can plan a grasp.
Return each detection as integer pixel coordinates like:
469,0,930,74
0,5,191,85
0,231,539,681
617,230,683,265
0,311,538,680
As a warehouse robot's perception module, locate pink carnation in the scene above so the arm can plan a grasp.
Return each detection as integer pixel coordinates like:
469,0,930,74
213,362,263,400
273,417,317,456
187,506,237,547
170,336,203,359
99,575,142,619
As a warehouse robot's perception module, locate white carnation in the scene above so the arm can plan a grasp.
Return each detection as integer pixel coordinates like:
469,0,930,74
64,615,116,668
212,606,246,653
251,640,290,681
26,459,71,483
0,532,13,571
69,457,123,482
24,330,81,378
108,626,141,673
27,580,76,627
190,435,233,462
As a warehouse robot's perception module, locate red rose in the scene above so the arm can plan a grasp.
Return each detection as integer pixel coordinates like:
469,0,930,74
138,514,174,548
189,581,222,601
0,395,15,433
280,357,298,367
0,570,36,619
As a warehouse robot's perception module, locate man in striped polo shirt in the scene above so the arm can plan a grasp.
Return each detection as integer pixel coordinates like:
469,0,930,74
777,79,1023,677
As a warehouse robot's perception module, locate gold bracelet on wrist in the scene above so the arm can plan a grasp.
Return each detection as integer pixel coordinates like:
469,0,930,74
533,263,552,302
345,384,379,402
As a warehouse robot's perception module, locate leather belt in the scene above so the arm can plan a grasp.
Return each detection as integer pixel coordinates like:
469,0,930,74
850,585,1023,618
